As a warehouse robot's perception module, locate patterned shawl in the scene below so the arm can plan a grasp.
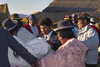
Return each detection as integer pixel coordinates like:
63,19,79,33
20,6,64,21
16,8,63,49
40,38,88,67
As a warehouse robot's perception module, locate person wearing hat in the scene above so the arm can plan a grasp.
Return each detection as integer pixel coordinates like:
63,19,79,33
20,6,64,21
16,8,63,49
11,13,23,27
34,20,88,67
77,12,99,67
24,14,41,36
2,18,54,67
37,17,61,51
72,13,78,27
0,18,37,67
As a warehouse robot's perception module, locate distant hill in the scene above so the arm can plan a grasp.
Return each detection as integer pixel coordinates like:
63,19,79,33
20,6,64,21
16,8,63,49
19,14,28,18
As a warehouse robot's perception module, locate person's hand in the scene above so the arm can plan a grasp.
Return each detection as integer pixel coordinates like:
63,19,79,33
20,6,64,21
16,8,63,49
32,63,35,67
46,40,53,46
34,60,39,67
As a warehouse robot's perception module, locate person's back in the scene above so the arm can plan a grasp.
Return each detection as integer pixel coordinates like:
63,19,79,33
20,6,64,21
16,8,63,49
40,38,88,67
0,29,11,67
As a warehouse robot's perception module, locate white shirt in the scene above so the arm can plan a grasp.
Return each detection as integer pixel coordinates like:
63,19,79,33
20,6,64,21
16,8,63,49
44,30,53,40
29,23,39,36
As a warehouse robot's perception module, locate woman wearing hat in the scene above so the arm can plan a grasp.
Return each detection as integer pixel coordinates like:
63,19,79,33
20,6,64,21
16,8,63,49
34,21,88,67
2,18,54,67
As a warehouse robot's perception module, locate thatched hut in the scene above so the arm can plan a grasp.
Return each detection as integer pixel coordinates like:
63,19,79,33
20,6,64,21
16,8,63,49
34,0,100,29
0,3,10,27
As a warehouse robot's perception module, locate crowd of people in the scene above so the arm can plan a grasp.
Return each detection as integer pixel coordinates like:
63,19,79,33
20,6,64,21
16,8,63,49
0,12,100,67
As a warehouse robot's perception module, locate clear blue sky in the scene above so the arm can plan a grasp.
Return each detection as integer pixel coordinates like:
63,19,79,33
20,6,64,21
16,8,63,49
0,0,53,15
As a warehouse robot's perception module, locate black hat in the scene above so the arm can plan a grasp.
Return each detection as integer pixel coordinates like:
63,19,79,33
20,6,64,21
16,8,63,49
11,13,22,20
2,18,18,31
54,21,74,32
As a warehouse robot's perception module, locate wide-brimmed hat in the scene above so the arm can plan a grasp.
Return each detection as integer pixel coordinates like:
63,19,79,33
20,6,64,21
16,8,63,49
54,21,74,32
2,18,18,31
11,13,22,20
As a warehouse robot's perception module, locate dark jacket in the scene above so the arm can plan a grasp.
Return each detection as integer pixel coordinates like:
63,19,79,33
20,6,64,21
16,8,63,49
0,29,37,67
37,31,61,51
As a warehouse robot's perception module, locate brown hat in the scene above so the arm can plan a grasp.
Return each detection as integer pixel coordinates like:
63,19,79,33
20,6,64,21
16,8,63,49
77,12,90,19
11,13,22,20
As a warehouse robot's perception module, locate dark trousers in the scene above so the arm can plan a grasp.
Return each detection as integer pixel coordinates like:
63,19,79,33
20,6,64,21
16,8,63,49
85,64,97,67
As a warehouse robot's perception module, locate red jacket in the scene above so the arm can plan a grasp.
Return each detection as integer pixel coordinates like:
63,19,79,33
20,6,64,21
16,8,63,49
23,24,41,34
91,25,99,36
